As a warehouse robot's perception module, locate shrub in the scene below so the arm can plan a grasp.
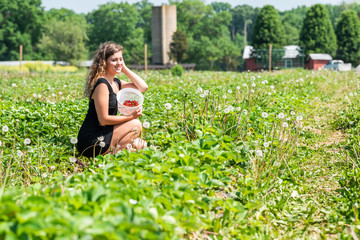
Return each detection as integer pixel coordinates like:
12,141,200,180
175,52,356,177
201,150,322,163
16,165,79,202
23,62,78,72
0,65,29,73
24,62,53,72
51,65,78,72
0,63,78,73
171,64,184,77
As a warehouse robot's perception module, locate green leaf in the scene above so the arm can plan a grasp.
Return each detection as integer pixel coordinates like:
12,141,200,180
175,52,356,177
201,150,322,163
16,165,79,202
209,179,225,187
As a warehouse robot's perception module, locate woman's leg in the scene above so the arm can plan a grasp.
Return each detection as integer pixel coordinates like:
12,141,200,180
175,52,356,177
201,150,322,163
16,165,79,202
108,119,147,153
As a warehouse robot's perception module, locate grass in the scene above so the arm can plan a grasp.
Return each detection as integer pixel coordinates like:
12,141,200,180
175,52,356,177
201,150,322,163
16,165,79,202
0,68,359,239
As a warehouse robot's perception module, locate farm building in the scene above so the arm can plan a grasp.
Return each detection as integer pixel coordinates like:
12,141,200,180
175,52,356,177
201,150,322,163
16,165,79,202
304,53,332,70
243,45,305,71
243,46,257,71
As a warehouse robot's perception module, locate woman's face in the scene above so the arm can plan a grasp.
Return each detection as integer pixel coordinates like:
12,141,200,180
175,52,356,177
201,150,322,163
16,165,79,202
106,51,124,75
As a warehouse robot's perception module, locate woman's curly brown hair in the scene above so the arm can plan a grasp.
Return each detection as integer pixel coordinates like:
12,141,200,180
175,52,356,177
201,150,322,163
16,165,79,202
85,41,123,97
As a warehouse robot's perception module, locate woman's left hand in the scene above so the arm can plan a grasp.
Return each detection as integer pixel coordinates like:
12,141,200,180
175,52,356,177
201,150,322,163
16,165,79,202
130,106,142,119
120,60,126,73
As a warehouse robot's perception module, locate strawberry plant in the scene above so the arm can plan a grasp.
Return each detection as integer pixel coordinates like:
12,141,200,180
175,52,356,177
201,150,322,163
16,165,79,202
0,69,359,238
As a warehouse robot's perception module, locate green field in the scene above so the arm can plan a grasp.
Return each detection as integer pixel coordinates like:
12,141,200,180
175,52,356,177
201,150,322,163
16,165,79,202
0,68,360,239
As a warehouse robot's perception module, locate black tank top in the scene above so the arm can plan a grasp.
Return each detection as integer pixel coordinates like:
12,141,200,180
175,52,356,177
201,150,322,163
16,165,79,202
87,78,119,121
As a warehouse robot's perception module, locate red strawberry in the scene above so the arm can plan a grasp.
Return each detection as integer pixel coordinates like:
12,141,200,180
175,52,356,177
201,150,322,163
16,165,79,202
123,100,140,107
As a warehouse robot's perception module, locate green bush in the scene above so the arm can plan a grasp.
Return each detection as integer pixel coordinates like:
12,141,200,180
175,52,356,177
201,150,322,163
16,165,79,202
24,62,53,72
23,62,78,72
171,64,184,77
0,65,29,73
51,65,78,72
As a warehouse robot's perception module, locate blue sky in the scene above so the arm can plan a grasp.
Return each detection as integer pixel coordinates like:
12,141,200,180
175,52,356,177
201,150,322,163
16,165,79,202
42,0,354,13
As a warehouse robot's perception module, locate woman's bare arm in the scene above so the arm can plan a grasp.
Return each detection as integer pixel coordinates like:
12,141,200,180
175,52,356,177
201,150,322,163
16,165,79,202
121,66,148,93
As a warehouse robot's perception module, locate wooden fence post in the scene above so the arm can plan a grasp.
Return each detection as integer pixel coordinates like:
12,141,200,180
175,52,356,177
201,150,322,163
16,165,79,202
19,45,23,74
268,44,272,72
144,44,147,75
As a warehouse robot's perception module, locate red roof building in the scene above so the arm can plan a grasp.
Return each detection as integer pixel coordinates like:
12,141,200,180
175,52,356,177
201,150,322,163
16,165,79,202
243,46,259,71
305,54,332,70
243,45,305,71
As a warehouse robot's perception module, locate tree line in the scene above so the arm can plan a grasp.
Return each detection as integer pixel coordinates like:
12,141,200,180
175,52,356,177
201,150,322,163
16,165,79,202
1,0,360,70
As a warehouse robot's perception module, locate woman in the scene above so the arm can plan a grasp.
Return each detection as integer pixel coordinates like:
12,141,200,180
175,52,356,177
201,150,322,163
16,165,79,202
77,41,148,158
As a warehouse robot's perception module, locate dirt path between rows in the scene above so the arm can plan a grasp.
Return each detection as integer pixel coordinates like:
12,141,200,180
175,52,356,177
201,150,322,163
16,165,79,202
295,94,351,238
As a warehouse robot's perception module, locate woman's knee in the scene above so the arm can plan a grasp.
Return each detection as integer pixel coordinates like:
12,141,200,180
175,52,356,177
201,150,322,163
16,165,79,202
111,119,142,146
128,119,142,132
112,119,142,138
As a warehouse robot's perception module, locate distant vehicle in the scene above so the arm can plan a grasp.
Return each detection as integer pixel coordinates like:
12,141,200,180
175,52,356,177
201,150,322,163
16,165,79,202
323,60,352,71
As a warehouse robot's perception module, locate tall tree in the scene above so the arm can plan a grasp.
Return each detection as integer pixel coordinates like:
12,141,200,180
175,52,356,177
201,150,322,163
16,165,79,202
86,2,144,64
299,4,337,56
251,5,285,49
335,9,360,66
0,0,44,60
211,2,231,13
135,0,153,45
218,34,242,71
280,8,306,45
169,0,210,36
0,12,5,57
192,9,232,39
188,35,221,70
45,8,87,23
282,22,299,46
37,19,88,65
169,30,188,63
230,5,256,42
37,8,88,64
184,2,240,70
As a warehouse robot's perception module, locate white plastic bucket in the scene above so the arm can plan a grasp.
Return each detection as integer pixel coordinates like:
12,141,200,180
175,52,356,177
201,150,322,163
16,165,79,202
116,88,144,116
